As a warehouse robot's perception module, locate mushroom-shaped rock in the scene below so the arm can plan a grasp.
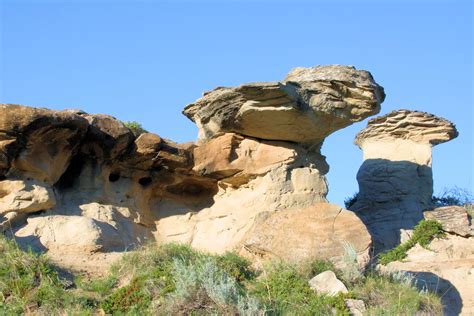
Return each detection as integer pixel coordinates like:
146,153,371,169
350,110,458,251
183,65,385,144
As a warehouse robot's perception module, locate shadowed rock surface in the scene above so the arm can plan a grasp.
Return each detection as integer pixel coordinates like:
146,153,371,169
0,64,385,274
350,110,458,251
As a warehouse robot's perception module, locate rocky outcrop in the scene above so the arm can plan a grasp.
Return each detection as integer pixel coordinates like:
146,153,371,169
350,110,458,251
383,234,474,316
424,206,473,237
0,65,383,273
184,65,384,144
241,203,371,266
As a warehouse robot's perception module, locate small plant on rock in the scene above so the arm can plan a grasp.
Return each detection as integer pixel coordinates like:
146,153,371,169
378,220,445,265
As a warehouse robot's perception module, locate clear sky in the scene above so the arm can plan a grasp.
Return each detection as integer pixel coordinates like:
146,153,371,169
1,0,472,205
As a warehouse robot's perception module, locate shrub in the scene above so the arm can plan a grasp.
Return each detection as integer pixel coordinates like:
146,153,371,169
122,121,148,137
344,192,359,209
352,271,442,315
0,235,96,314
250,262,348,315
432,186,474,207
340,242,363,283
165,257,262,314
378,220,445,265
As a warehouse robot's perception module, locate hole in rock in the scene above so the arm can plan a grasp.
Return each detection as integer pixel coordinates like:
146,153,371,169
108,172,120,182
138,177,152,187
55,154,86,190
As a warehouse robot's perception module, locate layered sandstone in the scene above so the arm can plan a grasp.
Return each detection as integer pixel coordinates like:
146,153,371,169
350,110,458,251
184,65,385,144
0,65,383,272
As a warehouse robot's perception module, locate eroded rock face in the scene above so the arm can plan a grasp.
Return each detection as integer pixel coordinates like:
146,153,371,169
350,110,458,251
241,203,371,266
0,65,382,272
383,234,474,316
184,65,384,144
424,206,473,237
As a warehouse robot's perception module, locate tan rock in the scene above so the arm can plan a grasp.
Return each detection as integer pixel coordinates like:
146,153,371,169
184,65,384,144
241,203,371,265
0,180,55,215
0,104,89,184
383,235,474,316
308,270,348,296
344,299,366,316
14,215,123,253
424,206,472,237
351,110,458,252
193,133,296,186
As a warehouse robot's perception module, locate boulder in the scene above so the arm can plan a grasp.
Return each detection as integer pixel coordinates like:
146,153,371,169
80,114,135,160
0,180,55,215
183,65,384,144
308,270,348,296
350,110,458,252
424,206,472,237
344,299,366,316
241,203,371,265
14,215,123,253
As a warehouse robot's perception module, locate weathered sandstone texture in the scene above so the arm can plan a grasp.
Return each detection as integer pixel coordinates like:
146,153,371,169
184,65,385,144
350,110,458,251
382,206,473,315
0,65,383,272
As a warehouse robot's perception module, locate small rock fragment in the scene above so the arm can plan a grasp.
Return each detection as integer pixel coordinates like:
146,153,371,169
308,270,348,296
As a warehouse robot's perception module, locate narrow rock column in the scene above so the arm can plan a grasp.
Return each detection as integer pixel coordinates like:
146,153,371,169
351,110,458,251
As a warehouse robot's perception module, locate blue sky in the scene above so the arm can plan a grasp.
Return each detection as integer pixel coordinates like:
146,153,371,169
1,0,472,205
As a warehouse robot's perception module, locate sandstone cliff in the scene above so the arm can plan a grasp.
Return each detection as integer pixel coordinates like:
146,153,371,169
0,65,383,272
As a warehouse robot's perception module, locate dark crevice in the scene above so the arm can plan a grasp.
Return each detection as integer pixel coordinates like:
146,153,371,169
109,172,120,182
54,154,86,190
138,177,152,187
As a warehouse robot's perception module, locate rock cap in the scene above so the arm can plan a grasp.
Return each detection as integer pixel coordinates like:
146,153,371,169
184,65,385,144
355,109,458,147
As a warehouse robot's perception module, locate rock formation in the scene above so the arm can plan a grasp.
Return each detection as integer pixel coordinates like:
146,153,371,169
350,110,458,251
0,65,383,272
383,205,473,315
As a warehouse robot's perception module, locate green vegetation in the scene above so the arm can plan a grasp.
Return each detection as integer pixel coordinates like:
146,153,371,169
0,235,442,315
352,271,443,315
378,220,445,265
122,120,148,137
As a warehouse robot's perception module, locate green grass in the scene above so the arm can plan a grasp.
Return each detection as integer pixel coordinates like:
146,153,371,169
352,272,442,315
378,220,445,265
0,234,443,315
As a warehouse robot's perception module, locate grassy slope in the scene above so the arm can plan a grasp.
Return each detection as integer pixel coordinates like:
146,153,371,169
0,235,442,315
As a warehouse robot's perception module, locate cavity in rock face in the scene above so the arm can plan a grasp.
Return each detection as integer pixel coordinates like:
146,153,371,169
350,109,458,252
0,65,384,273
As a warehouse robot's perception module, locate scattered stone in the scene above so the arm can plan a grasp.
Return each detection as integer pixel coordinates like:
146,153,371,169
308,270,348,296
344,299,366,316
